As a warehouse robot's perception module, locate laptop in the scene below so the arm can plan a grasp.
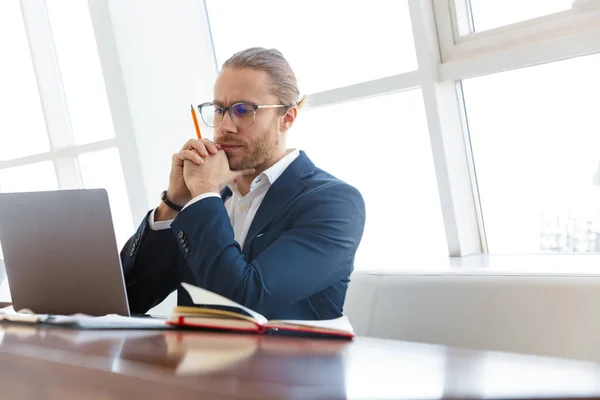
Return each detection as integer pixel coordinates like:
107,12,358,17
0,189,131,316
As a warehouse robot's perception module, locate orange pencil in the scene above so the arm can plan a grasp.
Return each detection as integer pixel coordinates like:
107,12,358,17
191,104,202,139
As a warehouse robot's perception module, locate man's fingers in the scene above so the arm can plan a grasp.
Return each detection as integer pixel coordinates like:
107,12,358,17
202,139,219,155
189,141,208,157
172,153,183,166
176,150,204,165
181,139,197,151
182,138,218,156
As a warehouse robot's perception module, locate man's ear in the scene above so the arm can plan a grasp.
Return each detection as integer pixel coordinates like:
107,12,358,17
280,106,298,133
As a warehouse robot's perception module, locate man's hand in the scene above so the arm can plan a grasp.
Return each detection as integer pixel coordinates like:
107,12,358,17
156,139,220,222
183,150,255,197
167,139,221,206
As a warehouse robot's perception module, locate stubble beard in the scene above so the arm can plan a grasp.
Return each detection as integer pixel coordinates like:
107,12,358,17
228,120,280,171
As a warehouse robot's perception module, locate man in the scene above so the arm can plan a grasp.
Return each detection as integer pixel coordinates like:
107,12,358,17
121,47,365,320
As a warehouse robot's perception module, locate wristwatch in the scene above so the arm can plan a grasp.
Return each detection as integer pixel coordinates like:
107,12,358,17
160,190,183,212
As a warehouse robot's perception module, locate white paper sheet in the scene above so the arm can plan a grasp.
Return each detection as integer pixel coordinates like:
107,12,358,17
44,314,171,329
0,306,170,329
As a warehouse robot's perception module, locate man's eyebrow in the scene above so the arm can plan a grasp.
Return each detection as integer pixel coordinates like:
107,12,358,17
213,99,259,106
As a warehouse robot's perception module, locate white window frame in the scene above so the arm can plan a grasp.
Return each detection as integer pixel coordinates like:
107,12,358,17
434,0,600,79
1,0,148,225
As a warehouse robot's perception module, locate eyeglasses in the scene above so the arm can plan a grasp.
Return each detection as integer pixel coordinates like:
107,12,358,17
197,102,291,128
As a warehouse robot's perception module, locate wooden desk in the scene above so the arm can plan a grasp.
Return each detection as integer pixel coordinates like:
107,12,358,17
0,325,599,399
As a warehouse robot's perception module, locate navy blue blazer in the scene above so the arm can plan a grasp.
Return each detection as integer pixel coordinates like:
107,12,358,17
120,151,365,320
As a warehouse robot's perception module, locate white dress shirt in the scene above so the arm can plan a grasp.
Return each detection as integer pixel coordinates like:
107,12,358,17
149,149,301,248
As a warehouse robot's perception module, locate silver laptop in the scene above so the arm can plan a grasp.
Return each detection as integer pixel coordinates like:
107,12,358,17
0,189,131,316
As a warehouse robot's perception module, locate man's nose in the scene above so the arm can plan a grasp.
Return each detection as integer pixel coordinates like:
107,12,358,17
218,110,237,134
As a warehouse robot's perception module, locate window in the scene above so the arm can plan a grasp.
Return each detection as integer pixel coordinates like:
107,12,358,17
205,0,447,269
205,0,417,94
0,161,59,193
0,0,135,266
0,161,59,264
45,0,116,145
462,53,600,253
289,91,448,269
78,149,133,248
0,1,51,161
4,0,599,273
468,0,575,32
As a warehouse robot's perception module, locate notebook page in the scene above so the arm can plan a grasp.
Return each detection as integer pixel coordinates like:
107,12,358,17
181,283,267,325
267,316,354,334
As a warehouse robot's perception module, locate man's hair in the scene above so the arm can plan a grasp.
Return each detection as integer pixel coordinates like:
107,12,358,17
222,47,307,111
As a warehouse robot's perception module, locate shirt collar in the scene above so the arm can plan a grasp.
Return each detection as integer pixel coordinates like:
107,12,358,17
260,148,300,185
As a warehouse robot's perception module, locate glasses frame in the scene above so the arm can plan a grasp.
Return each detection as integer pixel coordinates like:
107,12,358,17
197,101,293,128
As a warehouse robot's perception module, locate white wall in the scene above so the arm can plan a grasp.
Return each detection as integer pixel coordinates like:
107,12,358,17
89,0,217,221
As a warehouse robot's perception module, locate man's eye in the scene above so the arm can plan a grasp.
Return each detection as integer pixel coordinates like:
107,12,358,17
233,104,252,115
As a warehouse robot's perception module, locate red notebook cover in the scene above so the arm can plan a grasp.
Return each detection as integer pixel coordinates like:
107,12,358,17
168,316,355,339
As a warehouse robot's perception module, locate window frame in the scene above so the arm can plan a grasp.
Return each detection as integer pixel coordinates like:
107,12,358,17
0,0,147,225
431,0,600,254
434,0,600,77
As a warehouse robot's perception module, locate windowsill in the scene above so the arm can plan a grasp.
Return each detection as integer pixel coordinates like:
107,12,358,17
356,254,600,277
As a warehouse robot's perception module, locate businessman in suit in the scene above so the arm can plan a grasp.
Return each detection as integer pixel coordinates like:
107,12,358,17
121,47,365,320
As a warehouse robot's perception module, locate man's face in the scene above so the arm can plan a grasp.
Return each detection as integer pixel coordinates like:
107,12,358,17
213,67,282,171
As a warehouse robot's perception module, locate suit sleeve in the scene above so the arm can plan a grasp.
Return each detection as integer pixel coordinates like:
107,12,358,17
120,210,180,313
170,183,366,318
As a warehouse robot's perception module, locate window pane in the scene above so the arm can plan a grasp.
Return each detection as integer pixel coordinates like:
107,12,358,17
0,1,50,161
462,53,600,253
289,91,448,270
206,0,417,94
78,148,133,248
0,161,59,264
469,0,573,32
46,0,115,145
0,161,59,193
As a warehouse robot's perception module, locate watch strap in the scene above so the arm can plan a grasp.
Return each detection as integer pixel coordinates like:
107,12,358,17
160,190,183,212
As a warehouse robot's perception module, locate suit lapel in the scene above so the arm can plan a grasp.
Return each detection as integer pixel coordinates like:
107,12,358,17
241,151,315,255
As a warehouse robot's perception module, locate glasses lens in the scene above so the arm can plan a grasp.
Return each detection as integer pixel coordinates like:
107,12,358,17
231,103,255,128
199,103,222,127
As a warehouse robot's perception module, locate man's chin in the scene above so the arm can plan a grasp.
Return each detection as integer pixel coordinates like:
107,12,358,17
228,156,255,172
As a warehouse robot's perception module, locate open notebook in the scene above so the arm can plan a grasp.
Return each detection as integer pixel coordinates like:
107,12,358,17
169,283,355,339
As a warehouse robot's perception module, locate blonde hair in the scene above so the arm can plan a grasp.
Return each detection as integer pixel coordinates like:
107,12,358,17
222,47,307,111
